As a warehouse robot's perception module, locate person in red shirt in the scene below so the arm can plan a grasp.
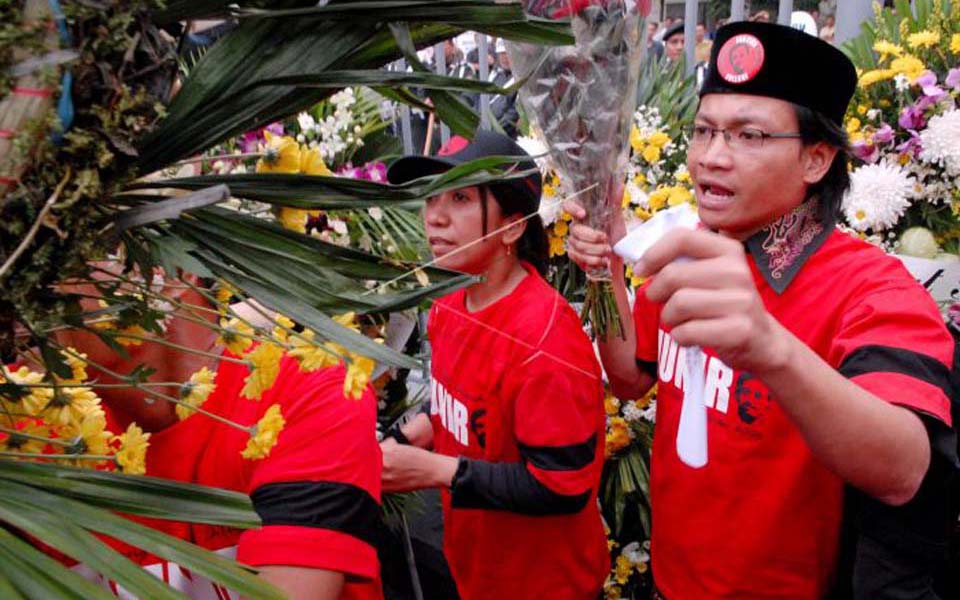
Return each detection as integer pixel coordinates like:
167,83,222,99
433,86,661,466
55,281,383,600
380,131,609,600
565,22,956,600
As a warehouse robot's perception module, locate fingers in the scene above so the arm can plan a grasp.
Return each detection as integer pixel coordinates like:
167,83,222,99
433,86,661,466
636,229,744,278
561,198,586,220
658,288,755,330
644,257,753,303
567,222,613,271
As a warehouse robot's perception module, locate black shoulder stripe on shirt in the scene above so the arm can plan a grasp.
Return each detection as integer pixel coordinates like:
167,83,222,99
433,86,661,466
250,481,380,546
450,458,591,515
636,359,658,379
518,432,597,472
838,344,953,400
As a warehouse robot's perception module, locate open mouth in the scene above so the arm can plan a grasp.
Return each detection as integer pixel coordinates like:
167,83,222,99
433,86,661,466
698,183,735,207
428,237,456,255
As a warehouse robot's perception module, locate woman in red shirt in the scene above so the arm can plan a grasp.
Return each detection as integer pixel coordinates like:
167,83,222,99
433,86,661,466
380,131,609,600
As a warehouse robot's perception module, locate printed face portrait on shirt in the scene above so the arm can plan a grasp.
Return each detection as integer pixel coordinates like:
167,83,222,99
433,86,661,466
733,371,770,425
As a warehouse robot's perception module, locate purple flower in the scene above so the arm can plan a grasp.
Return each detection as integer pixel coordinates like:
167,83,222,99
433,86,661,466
265,122,285,136
239,122,286,153
365,162,387,183
899,105,926,130
947,68,960,91
872,123,894,144
852,140,880,163
914,71,942,96
896,133,922,157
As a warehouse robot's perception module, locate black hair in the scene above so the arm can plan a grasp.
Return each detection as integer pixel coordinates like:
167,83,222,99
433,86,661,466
479,186,549,276
791,103,851,220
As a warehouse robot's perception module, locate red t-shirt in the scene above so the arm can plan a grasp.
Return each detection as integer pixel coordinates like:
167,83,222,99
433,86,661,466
633,230,954,599
93,355,383,600
428,264,609,600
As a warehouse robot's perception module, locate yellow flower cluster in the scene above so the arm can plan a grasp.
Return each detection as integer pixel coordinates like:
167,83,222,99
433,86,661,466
176,367,217,420
256,131,332,234
630,127,672,165
646,185,694,212
548,212,572,258
242,404,286,460
906,30,940,50
286,312,378,400
114,423,150,475
605,416,631,457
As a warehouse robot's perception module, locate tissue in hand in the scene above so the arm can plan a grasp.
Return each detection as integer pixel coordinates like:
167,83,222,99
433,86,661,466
612,203,700,263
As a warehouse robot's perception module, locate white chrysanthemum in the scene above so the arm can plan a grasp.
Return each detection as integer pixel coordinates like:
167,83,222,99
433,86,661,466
842,162,916,232
622,401,644,422
641,400,656,423
538,194,561,226
919,109,960,177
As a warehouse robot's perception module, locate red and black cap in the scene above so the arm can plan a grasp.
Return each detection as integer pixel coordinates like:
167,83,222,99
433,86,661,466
699,21,856,125
387,130,542,215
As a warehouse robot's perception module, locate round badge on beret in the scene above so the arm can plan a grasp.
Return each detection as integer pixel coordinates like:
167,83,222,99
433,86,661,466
717,33,765,84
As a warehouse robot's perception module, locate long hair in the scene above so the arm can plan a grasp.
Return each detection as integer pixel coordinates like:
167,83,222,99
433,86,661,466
792,103,851,220
480,186,549,276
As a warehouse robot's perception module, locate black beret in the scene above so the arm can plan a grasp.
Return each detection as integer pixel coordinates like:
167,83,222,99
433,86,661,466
663,22,685,42
699,21,857,125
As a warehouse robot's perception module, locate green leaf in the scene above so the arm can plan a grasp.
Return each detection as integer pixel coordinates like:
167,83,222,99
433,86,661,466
0,493,187,600
248,69,511,95
0,481,285,600
0,460,259,528
0,528,114,600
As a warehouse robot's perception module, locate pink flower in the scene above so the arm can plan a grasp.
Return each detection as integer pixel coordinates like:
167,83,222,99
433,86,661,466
947,68,960,91
873,123,894,144
899,105,926,130
240,123,285,153
896,133,922,157
915,71,945,99
852,140,880,163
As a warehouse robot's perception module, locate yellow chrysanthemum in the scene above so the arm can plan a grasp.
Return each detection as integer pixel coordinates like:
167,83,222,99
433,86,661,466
859,68,896,88
846,118,861,134
674,171,689,184
217,318,254,355
114,423,150,475
857,105,868,116
629,126,644,153
215,280,236,308
872,39,904,59
242,343,284,400
542,181,556,197
42,386,102,428
58,348,88,384
64,409,113,457
907,30,940,50
641,144,661,164
621,186,632,208
604,584,623,600
648,188,670,211
299,146,333,176
288,329,343,372
115,324,149,346
333,312,359,331
176,367,217,420
560,211,573,222
0,420,51,455
604,394,620,416
344,354,375,400
278,208,311,233
667,186,693,206
952,33,960,55
553,219,569,237
634,207,652,221
890,55,926,81
1,366,51,417
625,264,644,288
605,417,631,457
647,131,671,148
256,131,301,174
614,555,633,585
272,314,295,343
548,233,566,257
242,404,286,460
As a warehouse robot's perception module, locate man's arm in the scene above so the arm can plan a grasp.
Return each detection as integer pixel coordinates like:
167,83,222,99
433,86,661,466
640,228,935,505
565,201,657,399
254,567,343,600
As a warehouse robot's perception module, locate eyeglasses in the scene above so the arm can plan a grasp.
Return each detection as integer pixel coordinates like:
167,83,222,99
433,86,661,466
688,125,803,151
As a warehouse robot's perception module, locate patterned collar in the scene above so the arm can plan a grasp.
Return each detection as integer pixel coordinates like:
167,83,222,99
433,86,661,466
744,199,836,294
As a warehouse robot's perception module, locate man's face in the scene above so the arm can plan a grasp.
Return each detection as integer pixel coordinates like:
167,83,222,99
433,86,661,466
696,24,705,43
665,33,684,61
497,51,511,71
647,22,658,42
687,94,811,240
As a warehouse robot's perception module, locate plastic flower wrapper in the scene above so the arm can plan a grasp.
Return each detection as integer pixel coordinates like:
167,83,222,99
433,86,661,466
507,0,649,338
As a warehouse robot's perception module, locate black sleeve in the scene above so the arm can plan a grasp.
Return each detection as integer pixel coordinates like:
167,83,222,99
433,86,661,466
449,457,591,515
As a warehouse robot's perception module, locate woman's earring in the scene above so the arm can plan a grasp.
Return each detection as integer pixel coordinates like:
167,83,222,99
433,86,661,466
505,244,512,256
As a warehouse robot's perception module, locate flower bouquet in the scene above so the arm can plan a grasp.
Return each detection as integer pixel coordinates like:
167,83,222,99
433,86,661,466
841,0,960,257
507,0,649,339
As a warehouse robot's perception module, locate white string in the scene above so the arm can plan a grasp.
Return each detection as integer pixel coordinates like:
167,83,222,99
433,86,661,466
363,182,598,296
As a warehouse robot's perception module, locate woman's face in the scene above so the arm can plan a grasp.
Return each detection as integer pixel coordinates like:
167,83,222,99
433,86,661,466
423,187,509,274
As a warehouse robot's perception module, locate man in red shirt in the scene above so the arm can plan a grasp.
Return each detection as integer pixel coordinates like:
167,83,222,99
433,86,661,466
566,22,956,599
57,279,383,600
